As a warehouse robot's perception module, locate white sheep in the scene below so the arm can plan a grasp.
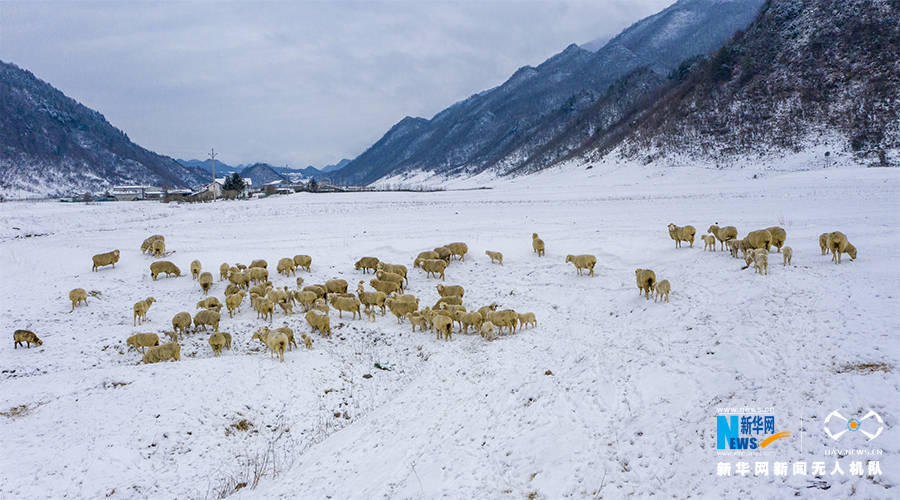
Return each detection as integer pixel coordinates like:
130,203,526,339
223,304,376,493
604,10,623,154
480,321,496,341
436,283,464,298
277,257,297,276
293,254,312,272
198,272,213,295
420,259,448,280
654,280,671,303
565,254,596,276
190,260,202,280
827,232,857,264
707,224,738,251
634,269,655,299
667,223,696,248
518,312,537,329
133,297,156,326
701,234,717,252
69,288,88,311
782,246,793,266
485,250,503,265
355,257,380,274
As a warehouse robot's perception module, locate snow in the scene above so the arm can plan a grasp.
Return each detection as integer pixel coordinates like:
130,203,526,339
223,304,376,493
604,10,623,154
1,161,898,498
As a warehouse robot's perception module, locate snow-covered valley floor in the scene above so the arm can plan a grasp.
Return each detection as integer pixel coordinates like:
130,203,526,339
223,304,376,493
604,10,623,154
1,164,898,498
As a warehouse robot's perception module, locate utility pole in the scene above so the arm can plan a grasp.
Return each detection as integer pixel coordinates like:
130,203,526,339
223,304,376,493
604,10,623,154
209,148,217,201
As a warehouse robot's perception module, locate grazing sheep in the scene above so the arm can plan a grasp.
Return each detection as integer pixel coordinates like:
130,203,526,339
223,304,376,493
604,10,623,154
150,261,181,280
753,250,769,275
765,226,787,252
386,295,418,323
13,329,42,349
325,279,348,296
141,342,180,364
446,242,469,261
190,260,202,280
225,291,245,317
249,267,269,284
518,312,537,329
477,303,498,318
783,246,793,266
277,257,296,276
198,272,213,295
433,313,453,340
304,284,326,299
312,298,329,314
329,294,361,319
701,235,717,252
208,332,228,356
634,269,656,300
421,259,448,280
92,249,120,272
219,262,231,281
565,254,597,277
654,280,671,303
126,333,159,353
485,250,503,265
370,278,401,295
667,223,696,248
433,246,452,262
251,326,271,346
266,331,289,362
460,311,483,334
148,239,166,258
69,288,88,311
436,283,464,298
376,263,408,284
743,229,773,252
357,282,386,316
255,297,274,322
163,330,178,344
294,290,318,312
273,326,297,351
375,270,405,291
172,312,192,338
228,271,250,289
293,255,312,272
488,309,518,335
819,233,830,255
707,224,738,250
532,233,545,257
133,297,156,326
827,231,857,264
434,295,463,308
141,235,164,254
225,284,241,297
249,259,267,269
196,297,223,312
355,257,380,274
305,310,331,337
480,321,495,341
301,333,313,349
414,251,439,268
193,309,221,332
249,283,273,298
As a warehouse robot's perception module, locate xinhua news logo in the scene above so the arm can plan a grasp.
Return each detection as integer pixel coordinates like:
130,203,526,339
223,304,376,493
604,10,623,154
717,414,791,450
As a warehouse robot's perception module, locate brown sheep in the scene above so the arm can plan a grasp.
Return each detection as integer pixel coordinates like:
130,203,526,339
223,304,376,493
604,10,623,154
172,312,192,338
293,254,312,272
355,257,380,274
190,260,202,280
193,309,221,332
225,291,245,317
433,313,453,341
126,333,159,353
414,251,439,268
196,296,223,312
133,297,156,326
357,282,386,315
488,309,518,335
485,250,503,265
140,235,164,254
325,279,349,297
433,246,452,262
329,294,361,319
667,224,696,248
743,229,773,252
654,280,671,303
219,262,231,281
92,249,120,272
827,232,857,264
634,269,656,300
13,329,42,349
532,233,545,257
198,272,214,295
446,242,469,261
69,288,88,311
375,270,405,291
565,254,596,277
305,310,331,337
765,226,787,253
277,257,296,276
370,278,401,295
819,233,830,255
141,342,180,364
437,283,464,298
421,259,448,280
150,261,181,280
707,224,738,251
249,259,268,269
376,263,408,284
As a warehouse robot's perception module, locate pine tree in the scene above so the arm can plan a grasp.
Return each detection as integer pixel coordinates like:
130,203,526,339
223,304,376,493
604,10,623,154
222,173,245,192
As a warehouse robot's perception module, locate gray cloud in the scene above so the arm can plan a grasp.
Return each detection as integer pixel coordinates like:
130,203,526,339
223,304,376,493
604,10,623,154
1,0,672,167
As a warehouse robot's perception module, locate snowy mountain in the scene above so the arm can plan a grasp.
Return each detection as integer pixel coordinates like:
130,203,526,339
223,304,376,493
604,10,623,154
177,158,240,176
320,158,351,173
0,61,208,199
239,163,285,187
333,0,766,185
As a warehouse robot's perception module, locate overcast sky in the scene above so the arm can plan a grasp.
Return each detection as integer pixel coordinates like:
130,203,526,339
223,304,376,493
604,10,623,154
1,0,672,167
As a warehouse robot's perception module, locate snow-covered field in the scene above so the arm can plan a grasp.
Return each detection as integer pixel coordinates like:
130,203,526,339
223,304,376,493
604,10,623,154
1,163,898,498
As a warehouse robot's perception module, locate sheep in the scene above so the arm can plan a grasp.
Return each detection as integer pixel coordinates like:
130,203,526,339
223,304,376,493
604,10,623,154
305,310,331,337
304,284,326,299
357,282,386,315
69,288,88,311
196,297,223,312
278,300,294,316
294,290,318,312
827,231,857,264
228,270,250,289
436,283,464,298
325,279,348,296
477,303,498,318
634,269,656,300
460,311,483,334
701,234,717,252
141,235,164,254
251,326,271,347
273,326,297,351
301,333,313,349
765,226,787,252
266,331,288,362
731,239,750,259
370,278,401,295
148,238,166,258
296,276,305,288
488,309,518,335
225,284,241,297
446,242,469,261
198,272,213,295
249,282,273,298
654,280,671,303
819,233,830,255
386,295,418,322
355,257,380,274
13,329,42,349
225,291,245,317
707,224,738,250
485,250,503,265
433,246,452,262
293,255,312,272
518,312,537,329
312,298,329,314
421,259,448,280
753,250,769,275
432,313,453,340
249,267,269,284
219,262,231,281
375,270,405,291
435,295,463,308
92,249,120,272
126,333,160,353
419,306,435,330
150,261,181,280
133,297,156,325
407,311,428,332
172,312,192,338
329,294,361,319
565,254,597,277
783,246,793,266
532,233,545,256
667,223,696,248
193,309,221,332
255,297,274,322
743,229,773,252
480,321,495,341
163,330,179,344
208,332,228,356
141,342,180,364
414,251,439,268
249,259,267,269
376,262,408,284
277,257,296,276
190,260,202,280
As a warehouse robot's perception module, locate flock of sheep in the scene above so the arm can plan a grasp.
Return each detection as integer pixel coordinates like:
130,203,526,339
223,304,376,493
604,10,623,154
11,225,856,361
